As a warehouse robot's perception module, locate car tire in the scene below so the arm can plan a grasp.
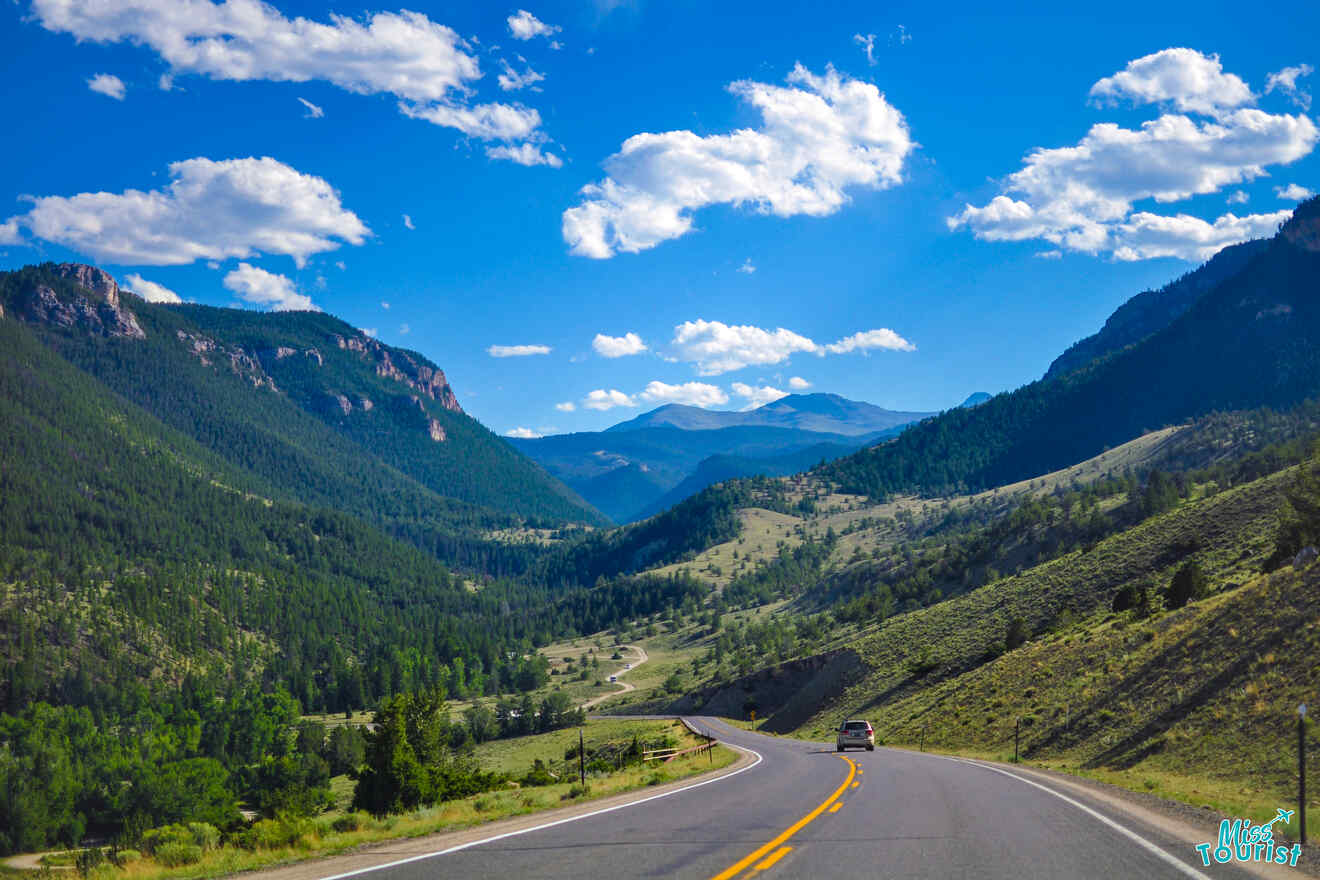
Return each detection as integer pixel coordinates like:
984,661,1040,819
836,745,844,752
866,745,875,751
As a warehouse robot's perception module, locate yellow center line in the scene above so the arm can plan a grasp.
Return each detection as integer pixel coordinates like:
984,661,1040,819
755,846,793,871
827,802,843,814
850,781,860,789
708,755,856,880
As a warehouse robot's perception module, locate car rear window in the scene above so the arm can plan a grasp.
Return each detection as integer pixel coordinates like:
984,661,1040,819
844,722,869,731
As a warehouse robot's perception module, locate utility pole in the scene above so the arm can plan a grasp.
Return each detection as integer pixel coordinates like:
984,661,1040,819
921,724,927,753
579,727,586,786
1014,718,1021,764
1301,704,1308,845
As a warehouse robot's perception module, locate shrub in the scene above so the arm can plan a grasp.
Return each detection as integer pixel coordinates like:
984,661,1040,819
562,783,590,800
330,813,365,833
154,843,203,867
236,816,310,851
140,822,219,855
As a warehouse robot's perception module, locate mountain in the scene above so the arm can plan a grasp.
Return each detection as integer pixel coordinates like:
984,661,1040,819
1044,237,1270,380
605,393,934,436
0,263,606,571
515,393,935,522
819,197,1320,499
959,392,991,408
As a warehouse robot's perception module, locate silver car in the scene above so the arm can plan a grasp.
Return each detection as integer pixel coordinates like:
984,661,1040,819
836,719,875,751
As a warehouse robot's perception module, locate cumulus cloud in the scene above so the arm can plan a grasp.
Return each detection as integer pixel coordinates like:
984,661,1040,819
1227,189,1249,204
223,262,315,311
1266,64,1314,111
1110,210,1292,261
1275,183,1314,201
488,343,552,357
731,382,788,409
824,328,915,354
592,332,647,357
507,9,559,40
562,64,913,258
34,0,551,158
788,376,810,390
122,273,182,303
639,381,729,407
87,73,125,100
398,101,542,141
361,327,377,337
505,426,543,438
399,323,411,335
0,219,22,246
670,319,914,374
403,213,415,230
498,59,545,91
583,389,636,410
950,49,1318,261
1089,48,1253,116
485,143,563,167
737,258,756,274
672,320,819,375
5,156,368,267
554,401,576,412
297,96,323,118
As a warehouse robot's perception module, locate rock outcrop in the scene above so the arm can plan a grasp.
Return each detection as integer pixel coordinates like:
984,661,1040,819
18,263,146,340
331,332,462,413
1282,195,1320,253
176,330,279,391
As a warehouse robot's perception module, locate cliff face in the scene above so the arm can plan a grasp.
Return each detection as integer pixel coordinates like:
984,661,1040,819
330,332,462,414
1281,195,1320,253
15,263,145,340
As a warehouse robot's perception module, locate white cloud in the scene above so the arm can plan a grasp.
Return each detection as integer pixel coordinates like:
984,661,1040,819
398,100,542,141
672,320,819,375
563,64,913,258
158,73,175,91
35,1,550,155
1275,183,1314,201
122,273,181,303
737,258,756,274
87,73,125,100
505,426,543,438
824,328,915,354
1227,189,1249,205
554,401,576,412
335,260,346,270
950,49,1318,262
498,59,545,91
403,213,415,230
380,300,390,309
583,389,636,410
853,33,876,66
1089,48,1253,117
1266,64,1314,111
788,376,810,390
1111,210,1291,261
639,381,729,408
669,319,914,374
223,262,315,311
592,332,647,357
485,143,563,167
6,156,368,267
0,219,22,246
1034,249,1063,259
362,327,377,337
507,10,560,40
488,343,552,357
731,382,788,409
399,323,411,335
889,25,911,46
297,96,323,118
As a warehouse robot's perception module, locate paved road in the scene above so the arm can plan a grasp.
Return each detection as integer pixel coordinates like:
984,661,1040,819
336,718,1273,880
581,644,649,711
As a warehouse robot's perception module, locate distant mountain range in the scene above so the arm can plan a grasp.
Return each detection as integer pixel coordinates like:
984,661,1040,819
513,393,951,523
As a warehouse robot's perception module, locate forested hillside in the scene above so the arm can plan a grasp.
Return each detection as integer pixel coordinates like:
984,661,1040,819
819,197,1320,499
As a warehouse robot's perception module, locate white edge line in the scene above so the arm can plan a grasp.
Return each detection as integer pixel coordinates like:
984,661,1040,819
944,756,1212,880
318,740,764,880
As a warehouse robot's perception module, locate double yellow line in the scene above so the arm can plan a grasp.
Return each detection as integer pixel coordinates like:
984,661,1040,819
709,754,857,880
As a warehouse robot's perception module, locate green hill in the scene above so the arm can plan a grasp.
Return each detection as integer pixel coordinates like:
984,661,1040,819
820,197,1320,499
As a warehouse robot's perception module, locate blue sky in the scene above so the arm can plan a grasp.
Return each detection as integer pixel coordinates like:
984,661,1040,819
2,0,1317,438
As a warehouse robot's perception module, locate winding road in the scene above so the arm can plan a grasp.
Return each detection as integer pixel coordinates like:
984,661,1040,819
284,718,1291,880
580,644,648,711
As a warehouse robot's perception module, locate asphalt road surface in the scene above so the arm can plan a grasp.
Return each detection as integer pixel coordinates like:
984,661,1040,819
332,718,1272,880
